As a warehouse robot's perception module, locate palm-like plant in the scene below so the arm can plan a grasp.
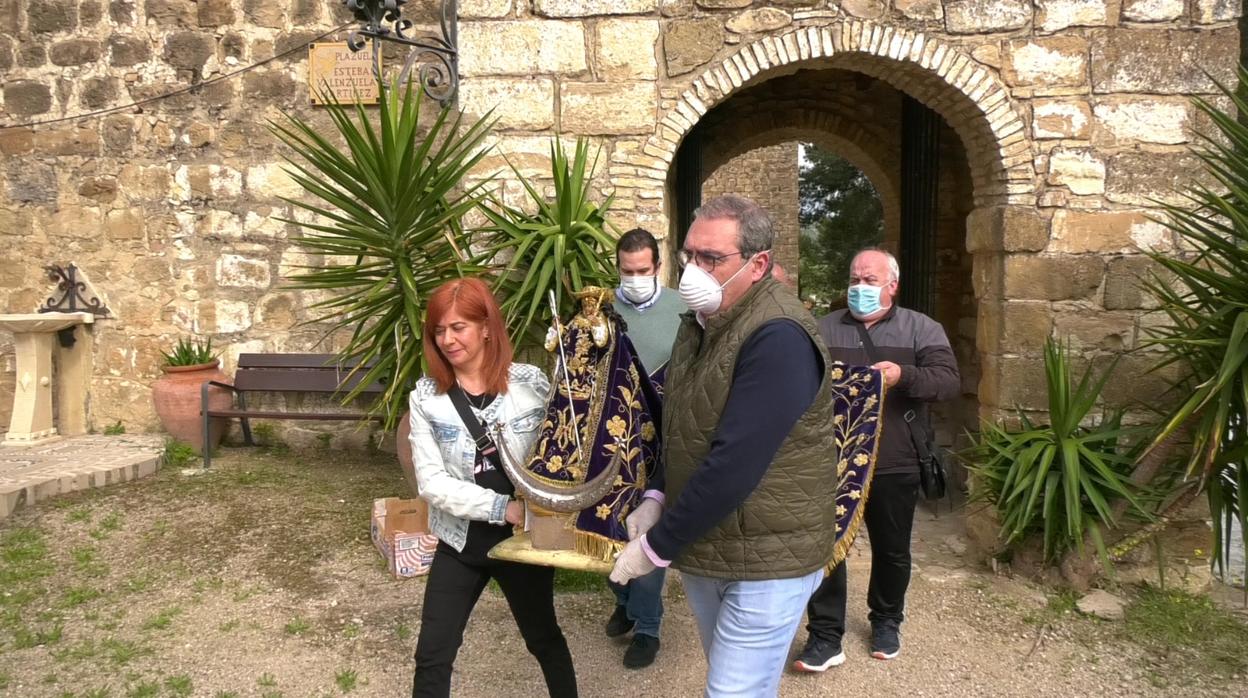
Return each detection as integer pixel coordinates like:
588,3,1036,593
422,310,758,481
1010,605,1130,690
1141,66,1248,582
481,137,620,346
963,340,1150,567
270,79,495,429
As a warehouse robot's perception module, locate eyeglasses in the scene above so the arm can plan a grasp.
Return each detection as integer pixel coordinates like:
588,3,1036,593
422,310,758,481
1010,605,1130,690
677,248,744,271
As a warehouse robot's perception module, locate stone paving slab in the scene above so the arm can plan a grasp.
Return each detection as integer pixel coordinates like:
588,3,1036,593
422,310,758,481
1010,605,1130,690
0,434,165,519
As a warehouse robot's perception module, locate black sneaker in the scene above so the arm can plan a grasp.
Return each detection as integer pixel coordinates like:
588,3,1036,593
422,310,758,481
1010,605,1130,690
792,635,846,673
870,621,901,660
605,605,634,638
623,634,660,669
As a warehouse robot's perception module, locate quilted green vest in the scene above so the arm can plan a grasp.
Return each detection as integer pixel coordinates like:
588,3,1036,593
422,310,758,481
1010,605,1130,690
662,276,838,579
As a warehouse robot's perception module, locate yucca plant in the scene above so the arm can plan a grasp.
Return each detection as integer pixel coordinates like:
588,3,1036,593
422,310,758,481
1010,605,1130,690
481,137,620,346
161,337,215,367
1140,66,1248,583
962,339,1151,568
270,79,495,429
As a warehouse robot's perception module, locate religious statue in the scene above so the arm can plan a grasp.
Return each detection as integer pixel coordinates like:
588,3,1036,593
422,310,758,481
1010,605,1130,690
496,286,664,561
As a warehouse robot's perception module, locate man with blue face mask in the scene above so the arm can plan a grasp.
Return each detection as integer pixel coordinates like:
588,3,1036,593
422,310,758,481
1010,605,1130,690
793,248,960,673
602,227,687,670
609,195,839,697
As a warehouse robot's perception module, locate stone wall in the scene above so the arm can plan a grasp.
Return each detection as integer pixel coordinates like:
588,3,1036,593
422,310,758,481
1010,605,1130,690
0,0,439,434
0,0,1240,437
701,142,800,275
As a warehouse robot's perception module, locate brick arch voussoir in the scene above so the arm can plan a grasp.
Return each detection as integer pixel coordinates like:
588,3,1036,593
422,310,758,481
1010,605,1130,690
612,20,1033,207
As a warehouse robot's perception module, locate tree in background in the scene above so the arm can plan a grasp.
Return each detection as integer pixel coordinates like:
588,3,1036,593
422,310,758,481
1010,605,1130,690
798,144,884,313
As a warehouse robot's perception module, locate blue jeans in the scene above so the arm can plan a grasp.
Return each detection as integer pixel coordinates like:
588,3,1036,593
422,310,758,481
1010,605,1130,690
608,566,666,637
681,569,824,698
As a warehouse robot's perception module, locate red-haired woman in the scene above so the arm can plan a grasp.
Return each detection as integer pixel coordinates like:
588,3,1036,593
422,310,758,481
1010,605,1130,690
405,277,577,698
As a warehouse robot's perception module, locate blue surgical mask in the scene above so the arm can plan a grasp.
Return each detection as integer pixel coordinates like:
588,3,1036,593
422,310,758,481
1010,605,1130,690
847,283,883,318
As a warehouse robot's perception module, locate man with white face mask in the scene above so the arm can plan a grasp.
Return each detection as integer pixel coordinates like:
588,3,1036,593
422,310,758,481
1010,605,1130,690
793,248,960,673
612,227,688,381
609,195,839,697
603,227,687,669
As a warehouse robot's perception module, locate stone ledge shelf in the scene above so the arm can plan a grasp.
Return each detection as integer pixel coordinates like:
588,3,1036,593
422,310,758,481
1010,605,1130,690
0,312,95,446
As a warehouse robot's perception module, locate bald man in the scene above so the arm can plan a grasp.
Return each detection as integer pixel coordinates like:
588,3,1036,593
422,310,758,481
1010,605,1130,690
794,248,960,673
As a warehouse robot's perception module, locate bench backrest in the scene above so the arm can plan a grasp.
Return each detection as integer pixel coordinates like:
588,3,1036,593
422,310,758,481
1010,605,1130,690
234,353,386,394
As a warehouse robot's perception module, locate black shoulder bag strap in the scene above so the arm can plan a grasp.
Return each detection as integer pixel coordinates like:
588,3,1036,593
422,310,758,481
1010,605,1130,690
853,322,938,475
447,385,500,463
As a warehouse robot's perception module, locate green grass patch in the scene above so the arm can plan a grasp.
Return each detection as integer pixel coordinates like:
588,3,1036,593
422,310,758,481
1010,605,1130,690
72,546,110,578
257,673,277,688
104,420,126,436
164,440,198,468
284,617,310,635
51,638,100,662
67,507,93,523
190,576,224,594
13,622,63,648
1022,589,1079,626
89,511,125,540
102,638,149,666
141,607,181,631
1,527,53,588
122,573,157,594
125,680,158,698
334,668,357,693
163,675,192,697
1124,584,1248,679
395,623,411,641
62,586,103,607
553,569,602,593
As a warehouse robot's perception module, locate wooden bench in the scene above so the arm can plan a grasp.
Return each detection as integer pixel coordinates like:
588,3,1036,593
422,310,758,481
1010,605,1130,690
200,353,386,467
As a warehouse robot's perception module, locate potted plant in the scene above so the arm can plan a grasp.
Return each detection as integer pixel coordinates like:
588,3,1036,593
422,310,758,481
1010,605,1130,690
151,338,232,455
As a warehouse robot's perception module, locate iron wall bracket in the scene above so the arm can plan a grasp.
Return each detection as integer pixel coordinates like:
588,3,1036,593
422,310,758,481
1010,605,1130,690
342,0,459,106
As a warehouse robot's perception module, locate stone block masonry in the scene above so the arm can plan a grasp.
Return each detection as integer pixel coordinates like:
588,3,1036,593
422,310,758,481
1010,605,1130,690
0,0,1239,436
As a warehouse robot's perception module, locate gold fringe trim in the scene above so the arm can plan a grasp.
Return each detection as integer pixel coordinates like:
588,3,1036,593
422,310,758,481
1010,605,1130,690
827,377,888,571
573,528,626,562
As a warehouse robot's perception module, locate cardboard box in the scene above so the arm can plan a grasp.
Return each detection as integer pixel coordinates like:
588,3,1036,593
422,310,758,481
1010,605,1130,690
371,497,438,578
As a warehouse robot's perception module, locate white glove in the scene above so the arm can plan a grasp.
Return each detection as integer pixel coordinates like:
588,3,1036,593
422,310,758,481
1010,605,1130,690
625,498,663,541
609,537,657,585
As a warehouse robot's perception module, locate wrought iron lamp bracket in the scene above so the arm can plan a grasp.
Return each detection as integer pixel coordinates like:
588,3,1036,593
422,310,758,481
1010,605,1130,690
342,0,459,107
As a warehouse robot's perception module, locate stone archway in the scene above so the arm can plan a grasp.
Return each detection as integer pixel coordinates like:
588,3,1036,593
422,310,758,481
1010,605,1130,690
608,21,1032,210
607,19,1035,424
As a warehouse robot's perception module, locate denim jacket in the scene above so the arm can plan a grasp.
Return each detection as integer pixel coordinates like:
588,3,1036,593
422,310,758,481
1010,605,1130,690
407,363,550,552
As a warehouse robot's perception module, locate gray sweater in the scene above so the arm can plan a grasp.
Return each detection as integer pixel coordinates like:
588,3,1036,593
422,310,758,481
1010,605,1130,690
612,288,687,376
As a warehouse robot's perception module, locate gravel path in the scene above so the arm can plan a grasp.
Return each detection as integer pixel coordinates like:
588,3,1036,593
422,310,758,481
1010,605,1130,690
1,452,1242,697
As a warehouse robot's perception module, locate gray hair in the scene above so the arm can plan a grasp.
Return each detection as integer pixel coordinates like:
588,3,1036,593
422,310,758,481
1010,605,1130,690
853,247,901,282
693,195,774,270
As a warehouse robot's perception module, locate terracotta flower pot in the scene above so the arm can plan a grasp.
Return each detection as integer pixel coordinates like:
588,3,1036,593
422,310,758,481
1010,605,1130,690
152,359,232,455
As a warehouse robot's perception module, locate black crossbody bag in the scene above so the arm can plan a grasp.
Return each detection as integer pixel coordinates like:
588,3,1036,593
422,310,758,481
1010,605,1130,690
446,385,502,469
853,323,948,501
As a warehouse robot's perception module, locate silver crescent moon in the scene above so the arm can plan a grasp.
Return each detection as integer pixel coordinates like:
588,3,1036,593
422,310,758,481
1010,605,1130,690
494,424,625,513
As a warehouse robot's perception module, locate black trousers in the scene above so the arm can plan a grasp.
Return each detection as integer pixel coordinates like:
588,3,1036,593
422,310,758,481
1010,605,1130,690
806,472,920,642
412,542,578,698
